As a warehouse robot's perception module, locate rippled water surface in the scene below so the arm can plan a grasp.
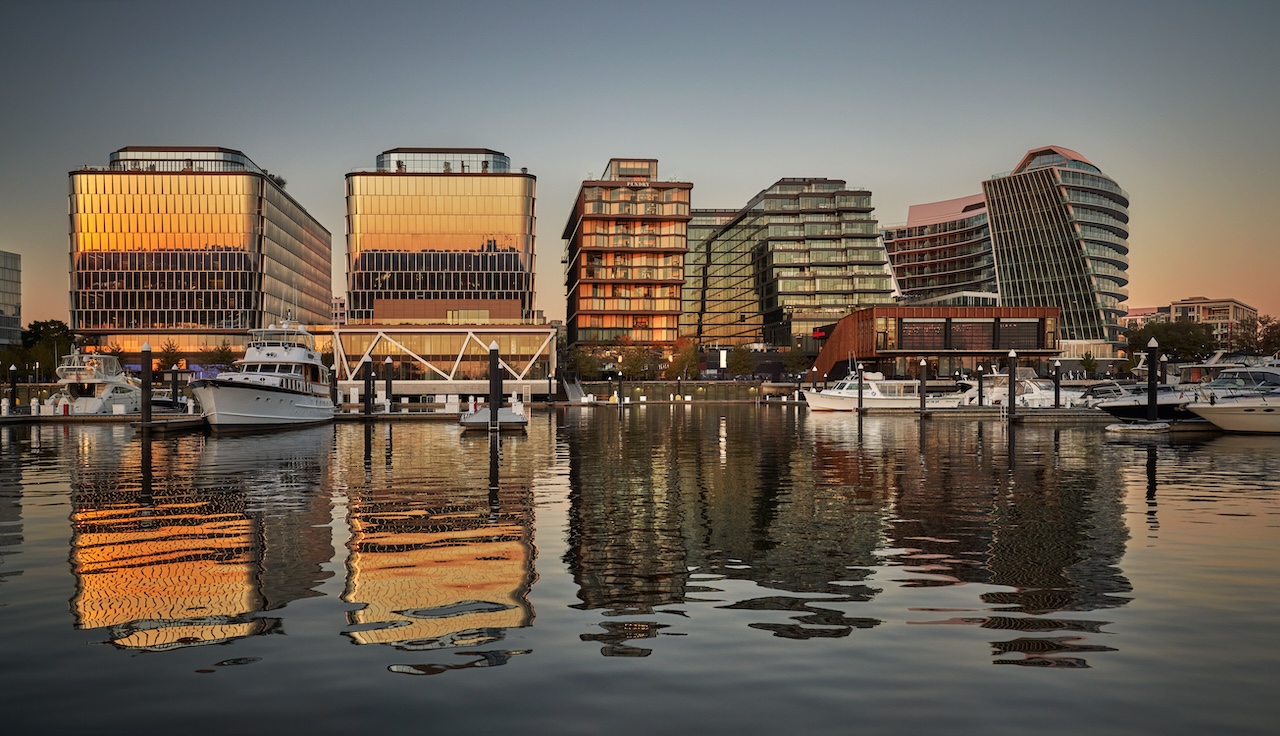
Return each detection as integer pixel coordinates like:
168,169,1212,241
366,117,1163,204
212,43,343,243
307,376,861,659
1,407,1277,734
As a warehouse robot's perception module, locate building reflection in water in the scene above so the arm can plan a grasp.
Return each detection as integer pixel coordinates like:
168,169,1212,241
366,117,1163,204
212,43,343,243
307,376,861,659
0,427,24,595
68,426,336,651
564,407,1131,666
340,427,536,673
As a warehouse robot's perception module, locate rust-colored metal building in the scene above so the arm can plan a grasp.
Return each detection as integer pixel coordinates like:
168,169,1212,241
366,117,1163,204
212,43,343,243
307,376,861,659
811,306,1061,380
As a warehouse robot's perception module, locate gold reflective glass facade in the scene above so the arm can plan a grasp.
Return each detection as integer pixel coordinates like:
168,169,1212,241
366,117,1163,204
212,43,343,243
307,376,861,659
563,159,692,349
345,149,536,324
68,148,332,354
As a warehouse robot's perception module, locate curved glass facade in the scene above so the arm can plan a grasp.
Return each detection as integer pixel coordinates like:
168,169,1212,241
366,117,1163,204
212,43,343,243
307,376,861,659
882,195,996,304
68,148,332,354
345,149,536,324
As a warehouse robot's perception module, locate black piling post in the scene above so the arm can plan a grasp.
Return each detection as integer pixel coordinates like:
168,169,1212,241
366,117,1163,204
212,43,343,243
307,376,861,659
363,358,373,416
1053,359,1062,409
1146,338,1159,422
384,356,393,412
856,363,864,413
170,364,180,412
140,342,153,426
489,340,501,433
977,365,985,407
1007,350,1017,421
918,358,927,414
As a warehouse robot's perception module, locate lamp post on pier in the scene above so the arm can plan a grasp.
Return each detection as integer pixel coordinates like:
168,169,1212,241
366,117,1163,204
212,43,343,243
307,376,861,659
976,365,985,407
918,358,928,413
1006,350,1017,420
856,363,864,413
1053,359,1062,408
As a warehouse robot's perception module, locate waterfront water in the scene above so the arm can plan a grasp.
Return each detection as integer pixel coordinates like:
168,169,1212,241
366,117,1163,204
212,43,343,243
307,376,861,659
0,407,1277,734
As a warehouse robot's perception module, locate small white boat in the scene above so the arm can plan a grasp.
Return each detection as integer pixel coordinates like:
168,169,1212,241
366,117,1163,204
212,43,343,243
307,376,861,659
1186,390,1280,434
460,394,529,430
45,352,142,415
803,372,965,411
189,321,335,431
959,369,1085,408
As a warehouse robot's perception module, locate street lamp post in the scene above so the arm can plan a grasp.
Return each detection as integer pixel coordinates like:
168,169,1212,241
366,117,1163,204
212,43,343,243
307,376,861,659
1146,338,1159,422
976,365,985,407
1160,354,1169,385
384,356,393,412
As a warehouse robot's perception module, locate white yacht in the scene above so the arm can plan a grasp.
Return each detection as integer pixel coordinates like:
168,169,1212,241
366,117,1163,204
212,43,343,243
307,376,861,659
1098,361,1280,423
189,321,335,431
1186,390,1280,434
803,372,966,410
958,369,1085,408
45,352,142,415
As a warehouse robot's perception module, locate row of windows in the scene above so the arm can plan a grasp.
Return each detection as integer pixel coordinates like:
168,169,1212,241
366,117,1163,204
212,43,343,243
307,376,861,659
350,271,531,293
580,266,683,281
72,212,255,234
573,298,683,313
72,193,257,215
584,252,682,267
574,327,680,345
348,233,534,255
349,194,533,217
76,290,250,310
575,314,679,329
336,333,551,361
72,173,258,197
73,232,254,252
75,310,255,330
347,175,535,198
585,201,689,216
351,250,533,273
583,186,688,203
348,214,533,235
581,220,686,236
586,284,678,298
75,251,255,272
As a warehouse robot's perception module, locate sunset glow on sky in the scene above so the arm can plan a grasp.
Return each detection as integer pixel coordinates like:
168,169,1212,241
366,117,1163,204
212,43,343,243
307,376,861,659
2,0,1277,323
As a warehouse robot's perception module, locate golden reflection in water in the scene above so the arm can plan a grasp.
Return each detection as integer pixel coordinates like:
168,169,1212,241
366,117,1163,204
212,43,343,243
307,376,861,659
341,432,536,652
68,429,335,651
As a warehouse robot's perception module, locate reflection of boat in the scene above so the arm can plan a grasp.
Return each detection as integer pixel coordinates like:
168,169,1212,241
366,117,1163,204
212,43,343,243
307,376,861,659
959,369,1084,408
803,373,965,410
190,321,335,431
45,352,142,415
1186,390,1280,434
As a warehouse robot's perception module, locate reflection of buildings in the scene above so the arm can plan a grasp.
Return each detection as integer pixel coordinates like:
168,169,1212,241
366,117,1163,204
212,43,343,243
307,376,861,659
341,428,536,657
68,427,335,650
0,426,23,591
563,407,889,648
564,407,1132,662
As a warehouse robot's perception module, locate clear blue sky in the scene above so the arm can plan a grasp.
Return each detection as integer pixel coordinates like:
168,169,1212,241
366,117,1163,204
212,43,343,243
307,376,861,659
3,0,1277,323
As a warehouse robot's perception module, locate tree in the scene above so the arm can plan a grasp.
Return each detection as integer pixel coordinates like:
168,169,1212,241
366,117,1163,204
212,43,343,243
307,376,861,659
1124,321,1216,362
569,347,602,380
1079,352,1099,376
664,339,699,380
727,345,755,377
200,340,237,374
1232,315,1280,355
21,320,73,381
102,343,125,359
621,346,661,380
156,340,184,372
783,350,812,378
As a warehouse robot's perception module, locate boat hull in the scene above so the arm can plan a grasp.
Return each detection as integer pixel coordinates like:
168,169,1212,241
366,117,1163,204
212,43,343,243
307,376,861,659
802,390,962,411
191,379,334,431
1187,398,1280,433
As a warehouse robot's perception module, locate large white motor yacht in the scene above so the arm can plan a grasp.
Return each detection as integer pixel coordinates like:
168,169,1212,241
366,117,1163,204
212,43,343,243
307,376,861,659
190,321,335,431
45,352,142,415
803,372,966,410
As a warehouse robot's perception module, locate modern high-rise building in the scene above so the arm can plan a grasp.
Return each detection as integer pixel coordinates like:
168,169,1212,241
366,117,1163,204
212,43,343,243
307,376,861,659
0,250,19,346
69,147,332,356
697,179,893,349
562,159,692,352
680,209,738,342
1171,296,1257,348
344,148,536,324
883,146,1130,356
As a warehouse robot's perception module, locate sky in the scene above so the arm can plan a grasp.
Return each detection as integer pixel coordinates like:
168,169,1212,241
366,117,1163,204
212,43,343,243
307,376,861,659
2,0,1278,325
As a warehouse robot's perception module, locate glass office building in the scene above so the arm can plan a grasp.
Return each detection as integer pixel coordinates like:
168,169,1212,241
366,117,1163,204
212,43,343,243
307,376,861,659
345,148,536,324
884,146,1130,355
68,147,332,355
563,159,692,351
0,250,19,346
982,146,1129,350
680,209,738,341
698,179,893,349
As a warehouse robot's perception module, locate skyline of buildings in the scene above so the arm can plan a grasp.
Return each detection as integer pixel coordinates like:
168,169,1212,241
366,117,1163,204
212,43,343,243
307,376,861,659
883,146,1130,358
1,141,1266,369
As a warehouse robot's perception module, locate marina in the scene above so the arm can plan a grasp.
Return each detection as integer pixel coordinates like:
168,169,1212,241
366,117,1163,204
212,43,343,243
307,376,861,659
0,405,1275,734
